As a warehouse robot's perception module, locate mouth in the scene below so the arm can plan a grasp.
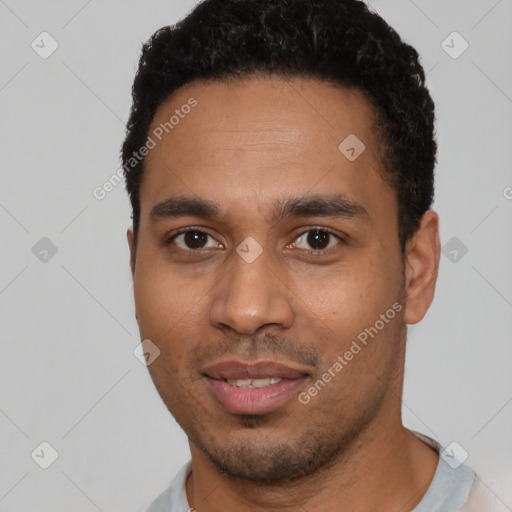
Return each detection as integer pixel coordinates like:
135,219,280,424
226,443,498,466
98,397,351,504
224,377,285,388
202,359,311,415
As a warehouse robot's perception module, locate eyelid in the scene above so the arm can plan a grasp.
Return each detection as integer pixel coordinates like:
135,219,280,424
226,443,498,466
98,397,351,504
295,226,345,240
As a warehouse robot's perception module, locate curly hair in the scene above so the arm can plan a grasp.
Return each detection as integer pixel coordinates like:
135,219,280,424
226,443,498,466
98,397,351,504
121,0,436,252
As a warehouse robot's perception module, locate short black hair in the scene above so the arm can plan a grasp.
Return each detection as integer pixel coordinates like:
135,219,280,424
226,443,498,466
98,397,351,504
121,0,436,252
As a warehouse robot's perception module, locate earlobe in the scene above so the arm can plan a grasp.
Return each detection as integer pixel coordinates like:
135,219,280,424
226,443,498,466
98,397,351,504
403,210,441,325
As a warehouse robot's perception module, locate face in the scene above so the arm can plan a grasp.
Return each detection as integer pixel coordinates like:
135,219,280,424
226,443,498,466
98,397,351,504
128,77,437,483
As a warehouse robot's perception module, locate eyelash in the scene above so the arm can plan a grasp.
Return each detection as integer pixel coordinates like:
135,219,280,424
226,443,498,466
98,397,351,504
164,226,345,254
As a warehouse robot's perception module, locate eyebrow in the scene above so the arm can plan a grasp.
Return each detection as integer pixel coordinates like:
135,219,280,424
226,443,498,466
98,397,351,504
149,193,369,225
269,193,369,224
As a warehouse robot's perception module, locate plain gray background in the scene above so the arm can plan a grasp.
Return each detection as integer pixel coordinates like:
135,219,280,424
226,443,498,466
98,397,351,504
1,0,511,510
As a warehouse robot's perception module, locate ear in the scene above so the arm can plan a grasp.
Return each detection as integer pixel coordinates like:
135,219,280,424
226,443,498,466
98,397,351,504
403,210,441,325
127,227,136,278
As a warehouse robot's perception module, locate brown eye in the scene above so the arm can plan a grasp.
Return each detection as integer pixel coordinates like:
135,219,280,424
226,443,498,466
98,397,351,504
294,229,341,251
183,231,208,249
170,230,219,250
307,230,330,250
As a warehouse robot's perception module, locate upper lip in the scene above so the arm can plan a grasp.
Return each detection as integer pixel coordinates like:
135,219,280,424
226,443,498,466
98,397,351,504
202,360,310,380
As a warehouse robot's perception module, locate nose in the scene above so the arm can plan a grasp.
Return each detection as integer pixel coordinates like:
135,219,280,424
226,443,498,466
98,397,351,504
209,247,295,336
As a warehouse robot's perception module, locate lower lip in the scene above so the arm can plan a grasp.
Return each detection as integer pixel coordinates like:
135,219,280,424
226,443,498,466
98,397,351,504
205,376,307,415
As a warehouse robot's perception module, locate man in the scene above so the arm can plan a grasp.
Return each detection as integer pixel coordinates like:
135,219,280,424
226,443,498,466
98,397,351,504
121,1,492,510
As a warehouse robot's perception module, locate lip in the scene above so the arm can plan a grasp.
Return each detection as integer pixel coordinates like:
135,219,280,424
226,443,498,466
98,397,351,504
202,359,310,380
202,359,310,415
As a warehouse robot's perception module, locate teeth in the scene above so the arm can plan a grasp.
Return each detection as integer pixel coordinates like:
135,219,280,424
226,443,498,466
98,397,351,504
252,378,272,388
229,378,252,387
226,377,282,388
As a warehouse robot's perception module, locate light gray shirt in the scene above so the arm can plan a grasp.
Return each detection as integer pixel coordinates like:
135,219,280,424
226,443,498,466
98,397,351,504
147,430,478,512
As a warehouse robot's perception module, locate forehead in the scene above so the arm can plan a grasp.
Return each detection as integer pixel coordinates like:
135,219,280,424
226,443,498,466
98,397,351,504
140,76,394,224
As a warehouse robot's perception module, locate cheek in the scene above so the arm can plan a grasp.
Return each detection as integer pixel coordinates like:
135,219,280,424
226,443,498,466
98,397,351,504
295,256,399,337
133,255,206,337
132,256,215,380
146,306,204,387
